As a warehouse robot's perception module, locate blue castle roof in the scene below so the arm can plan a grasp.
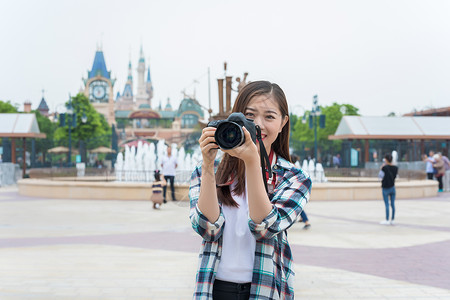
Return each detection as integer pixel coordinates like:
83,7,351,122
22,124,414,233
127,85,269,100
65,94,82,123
123,83,133,98
89,51,110,79
147,67,151,82
37,97,49,111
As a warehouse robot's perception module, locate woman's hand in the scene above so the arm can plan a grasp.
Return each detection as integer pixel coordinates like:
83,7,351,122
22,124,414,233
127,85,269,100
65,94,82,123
223,126,259,165
197,127,220,223
199,127,219,168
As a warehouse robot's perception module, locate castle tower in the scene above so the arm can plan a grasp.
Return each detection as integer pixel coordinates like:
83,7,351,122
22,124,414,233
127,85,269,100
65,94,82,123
37,90,49,117
123,60,134,101
135,46,149,108
114,60,134,111
83,47,116,125
146,66,153,103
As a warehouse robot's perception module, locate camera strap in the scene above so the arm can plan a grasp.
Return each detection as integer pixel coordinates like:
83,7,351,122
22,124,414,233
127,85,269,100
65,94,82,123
255,125,272,194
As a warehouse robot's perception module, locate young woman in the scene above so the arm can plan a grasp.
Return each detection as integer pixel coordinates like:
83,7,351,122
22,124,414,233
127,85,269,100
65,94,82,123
189,81,312,299
379,154,398,225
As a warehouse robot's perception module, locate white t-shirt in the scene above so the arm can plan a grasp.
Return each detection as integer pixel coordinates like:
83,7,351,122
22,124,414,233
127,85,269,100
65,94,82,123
161,155,178,176
216,180,256,283
426,157,435,173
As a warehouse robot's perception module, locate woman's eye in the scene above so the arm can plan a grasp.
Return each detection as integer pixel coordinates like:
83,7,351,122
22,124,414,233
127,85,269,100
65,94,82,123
245,112,254,118
266,115,275,119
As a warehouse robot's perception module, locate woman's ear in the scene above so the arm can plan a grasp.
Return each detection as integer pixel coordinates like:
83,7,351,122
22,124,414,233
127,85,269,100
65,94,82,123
279,115,289,132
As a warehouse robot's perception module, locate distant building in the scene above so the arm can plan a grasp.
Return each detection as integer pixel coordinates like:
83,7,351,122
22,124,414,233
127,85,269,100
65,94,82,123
82,46,205,145
37,96,49,117
404,106,450,117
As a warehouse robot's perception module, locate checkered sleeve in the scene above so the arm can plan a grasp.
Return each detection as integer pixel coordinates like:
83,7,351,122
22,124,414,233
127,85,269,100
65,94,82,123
189,162,225,242
249,167,311,241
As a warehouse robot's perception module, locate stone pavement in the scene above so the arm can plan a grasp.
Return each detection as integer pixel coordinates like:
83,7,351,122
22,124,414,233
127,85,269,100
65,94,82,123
0,185,450,299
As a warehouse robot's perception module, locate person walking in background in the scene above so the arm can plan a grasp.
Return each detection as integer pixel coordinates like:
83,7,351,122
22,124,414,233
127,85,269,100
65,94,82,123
424,150,436,180
440,153,450,171
442,154,450,192
333,153,341,168
161,146,178,202
379,153,398,225
150,170,166,209
298,210,311,229
443,154,450,171
433,153,445,192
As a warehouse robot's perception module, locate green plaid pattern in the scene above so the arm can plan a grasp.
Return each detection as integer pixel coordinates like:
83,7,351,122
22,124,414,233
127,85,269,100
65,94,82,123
189,156,312,299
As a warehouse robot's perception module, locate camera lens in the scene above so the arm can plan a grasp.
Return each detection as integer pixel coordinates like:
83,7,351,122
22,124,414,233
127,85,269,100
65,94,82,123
215,121,244,150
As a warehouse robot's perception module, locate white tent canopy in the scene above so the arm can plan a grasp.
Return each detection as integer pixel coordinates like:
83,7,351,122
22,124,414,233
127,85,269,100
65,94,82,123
330,116,450,140
0,113,46,138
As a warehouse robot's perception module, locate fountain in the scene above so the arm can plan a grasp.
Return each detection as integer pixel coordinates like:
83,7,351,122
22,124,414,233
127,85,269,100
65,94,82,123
117,143,328,184
17,144,438,201
114,140,201,184
299,159,327,183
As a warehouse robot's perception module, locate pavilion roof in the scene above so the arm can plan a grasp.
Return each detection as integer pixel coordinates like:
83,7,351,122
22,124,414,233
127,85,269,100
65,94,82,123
0,113,46,138
329,116,450,140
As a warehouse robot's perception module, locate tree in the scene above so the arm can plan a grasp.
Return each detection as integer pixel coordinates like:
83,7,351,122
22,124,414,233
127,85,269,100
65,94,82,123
54,93,111,149
0,100,18,113
291,102,360,158
31,110,56,164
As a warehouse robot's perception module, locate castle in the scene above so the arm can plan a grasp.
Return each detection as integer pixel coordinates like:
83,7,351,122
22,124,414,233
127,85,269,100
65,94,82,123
82,46,205,145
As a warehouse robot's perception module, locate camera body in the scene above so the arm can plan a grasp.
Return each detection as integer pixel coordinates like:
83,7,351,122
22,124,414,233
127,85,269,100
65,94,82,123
207,112,257,150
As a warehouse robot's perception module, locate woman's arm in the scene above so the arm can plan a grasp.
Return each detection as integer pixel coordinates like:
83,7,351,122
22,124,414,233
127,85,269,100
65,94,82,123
189,162,225,242
195,127,221,223
248,166,311,240
197,163,220,223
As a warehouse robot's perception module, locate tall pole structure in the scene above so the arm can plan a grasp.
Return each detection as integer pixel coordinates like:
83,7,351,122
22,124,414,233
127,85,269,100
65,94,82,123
314,113,318,166
217,79,224,116
67,96,73,165
208,67,211,119
312,95,320,167
225,76,232,113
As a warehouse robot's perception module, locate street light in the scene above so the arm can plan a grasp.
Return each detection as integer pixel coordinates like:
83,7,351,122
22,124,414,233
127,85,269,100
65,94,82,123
304,95,325,166
55,94,87,166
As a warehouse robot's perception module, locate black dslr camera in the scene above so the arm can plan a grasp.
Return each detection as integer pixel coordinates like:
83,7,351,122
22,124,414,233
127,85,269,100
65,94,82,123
207,112,257,150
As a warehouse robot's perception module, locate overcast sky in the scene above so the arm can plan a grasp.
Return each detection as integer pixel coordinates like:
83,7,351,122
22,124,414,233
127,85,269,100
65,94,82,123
1,0,449,117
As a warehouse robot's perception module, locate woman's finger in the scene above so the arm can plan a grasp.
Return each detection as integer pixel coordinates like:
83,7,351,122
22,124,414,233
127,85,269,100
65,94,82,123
199,136,217,149
242,126,253,142
203,143,219,152
198,128,216,143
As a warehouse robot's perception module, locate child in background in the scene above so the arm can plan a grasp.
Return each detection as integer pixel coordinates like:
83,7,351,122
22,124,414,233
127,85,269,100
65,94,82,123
151,170,166,209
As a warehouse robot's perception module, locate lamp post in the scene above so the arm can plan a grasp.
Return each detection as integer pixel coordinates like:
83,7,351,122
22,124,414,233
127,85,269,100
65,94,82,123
66,98,74,165
54,95,87,166
303,95,325,166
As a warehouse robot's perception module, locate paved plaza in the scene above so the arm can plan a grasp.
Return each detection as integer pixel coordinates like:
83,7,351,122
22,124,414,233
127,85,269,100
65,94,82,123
0,185,450,299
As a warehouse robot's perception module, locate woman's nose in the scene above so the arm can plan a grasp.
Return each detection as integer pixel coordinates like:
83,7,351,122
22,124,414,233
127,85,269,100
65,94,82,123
254,116,263,129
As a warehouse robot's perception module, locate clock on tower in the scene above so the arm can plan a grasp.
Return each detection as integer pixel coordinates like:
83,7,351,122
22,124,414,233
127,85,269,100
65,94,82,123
89,80,109,103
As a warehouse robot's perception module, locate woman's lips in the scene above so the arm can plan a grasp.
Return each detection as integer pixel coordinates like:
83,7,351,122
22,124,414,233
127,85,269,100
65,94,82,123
256,134,266,143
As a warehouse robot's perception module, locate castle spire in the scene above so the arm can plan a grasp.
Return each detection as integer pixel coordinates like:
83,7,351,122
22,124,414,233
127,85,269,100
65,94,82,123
147,66,151,82
122,59,133,99
88,49,110,79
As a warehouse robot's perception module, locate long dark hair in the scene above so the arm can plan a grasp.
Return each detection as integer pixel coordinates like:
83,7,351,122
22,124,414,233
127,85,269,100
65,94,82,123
216,81,291,207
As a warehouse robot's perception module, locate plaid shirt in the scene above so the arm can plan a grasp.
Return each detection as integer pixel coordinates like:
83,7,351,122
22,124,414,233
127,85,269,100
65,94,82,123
189,155,312,299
